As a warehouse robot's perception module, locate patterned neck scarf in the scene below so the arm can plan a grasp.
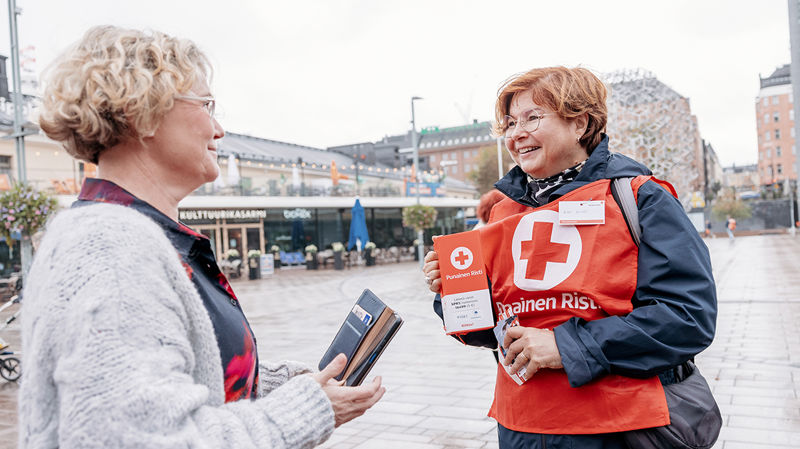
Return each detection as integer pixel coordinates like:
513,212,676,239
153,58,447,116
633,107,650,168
527,159,588,206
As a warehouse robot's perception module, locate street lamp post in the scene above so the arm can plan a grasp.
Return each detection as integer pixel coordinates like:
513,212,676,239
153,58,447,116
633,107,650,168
7,0,25,183
411,96,424,265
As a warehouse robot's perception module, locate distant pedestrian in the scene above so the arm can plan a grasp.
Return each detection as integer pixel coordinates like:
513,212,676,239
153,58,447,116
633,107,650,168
704,220,713,238
727,216,736,240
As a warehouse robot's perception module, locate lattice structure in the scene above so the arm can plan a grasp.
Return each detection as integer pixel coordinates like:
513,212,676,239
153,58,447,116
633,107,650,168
605,69,704,209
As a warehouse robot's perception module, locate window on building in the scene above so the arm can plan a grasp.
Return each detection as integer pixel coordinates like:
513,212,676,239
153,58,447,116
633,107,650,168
778,164,783,175
776,129,781,140
773,95,779,105
766,132,770,141
764,114,769,124
792,109,795,120
774,112,780,122
767,148,771,158
793,128,796,138
762,97,768,107
0,156,10,176
777,146,782,157
794,146,797,155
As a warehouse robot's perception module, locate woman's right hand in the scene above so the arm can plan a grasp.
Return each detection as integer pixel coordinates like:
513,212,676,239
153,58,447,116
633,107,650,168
312,354,385,427
422,250,442,293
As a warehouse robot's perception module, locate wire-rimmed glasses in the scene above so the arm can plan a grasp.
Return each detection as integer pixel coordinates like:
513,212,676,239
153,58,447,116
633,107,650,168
175,95,216,117
503,111,547,137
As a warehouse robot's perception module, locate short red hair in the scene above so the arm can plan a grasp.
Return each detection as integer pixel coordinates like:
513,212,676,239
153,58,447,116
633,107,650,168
493,66,607,153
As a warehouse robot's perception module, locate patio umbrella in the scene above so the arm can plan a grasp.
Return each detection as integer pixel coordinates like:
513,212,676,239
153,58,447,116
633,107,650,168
347,198,369,251
227,154,240,186
291,219,305,251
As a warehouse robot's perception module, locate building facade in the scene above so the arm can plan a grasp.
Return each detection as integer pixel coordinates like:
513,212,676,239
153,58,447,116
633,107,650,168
606,69,710,209
330,121,502,185
2,110,477,264
756,64,797,185
722,164,760,197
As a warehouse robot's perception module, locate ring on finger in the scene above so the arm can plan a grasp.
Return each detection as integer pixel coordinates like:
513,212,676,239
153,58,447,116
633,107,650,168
425,276,432,285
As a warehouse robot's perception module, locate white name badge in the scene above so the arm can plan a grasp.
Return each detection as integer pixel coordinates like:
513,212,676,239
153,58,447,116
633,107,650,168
558,200,605,225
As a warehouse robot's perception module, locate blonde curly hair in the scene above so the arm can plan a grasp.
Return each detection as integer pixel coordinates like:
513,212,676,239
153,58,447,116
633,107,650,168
39,25,212,163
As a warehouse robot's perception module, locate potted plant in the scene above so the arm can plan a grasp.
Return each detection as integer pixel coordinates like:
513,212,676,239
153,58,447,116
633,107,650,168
247,250,262,279
305,244,319,270
226,248,240,260
0,183,58,272
332,242,345,270
412,239,421,261
270,244,281,269
364,241,376,266
402,204,437,262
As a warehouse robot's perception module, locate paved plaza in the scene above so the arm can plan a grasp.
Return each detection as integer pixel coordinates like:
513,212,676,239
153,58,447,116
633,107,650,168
1,234,799,448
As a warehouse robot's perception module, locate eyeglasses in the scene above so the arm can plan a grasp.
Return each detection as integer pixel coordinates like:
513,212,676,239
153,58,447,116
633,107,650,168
503,111,547,137
175,95,216,117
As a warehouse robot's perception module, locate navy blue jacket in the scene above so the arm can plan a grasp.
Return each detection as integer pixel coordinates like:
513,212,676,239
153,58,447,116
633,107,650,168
438,135,717,388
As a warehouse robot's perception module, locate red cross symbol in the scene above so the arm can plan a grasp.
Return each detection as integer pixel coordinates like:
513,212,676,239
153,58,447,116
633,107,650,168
520,221,570,280
454,250,470,266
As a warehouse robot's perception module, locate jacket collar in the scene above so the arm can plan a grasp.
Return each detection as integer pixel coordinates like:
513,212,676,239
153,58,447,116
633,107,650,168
493,134,650,207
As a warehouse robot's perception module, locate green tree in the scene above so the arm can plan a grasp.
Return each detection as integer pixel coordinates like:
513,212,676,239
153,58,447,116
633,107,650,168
467,145,514,194
711,196,751,221
402,204,437,232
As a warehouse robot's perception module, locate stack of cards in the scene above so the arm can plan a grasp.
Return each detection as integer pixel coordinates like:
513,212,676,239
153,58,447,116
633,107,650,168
493,314,527,386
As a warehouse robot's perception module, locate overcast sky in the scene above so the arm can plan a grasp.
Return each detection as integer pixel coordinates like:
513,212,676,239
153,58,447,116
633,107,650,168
0,0,791,166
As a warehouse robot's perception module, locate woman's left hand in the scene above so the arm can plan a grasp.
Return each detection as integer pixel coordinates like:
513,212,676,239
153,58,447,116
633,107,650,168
502,326,563,380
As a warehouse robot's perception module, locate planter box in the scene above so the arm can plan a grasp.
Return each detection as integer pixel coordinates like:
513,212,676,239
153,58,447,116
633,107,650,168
248,257,261,280
334,251,344,270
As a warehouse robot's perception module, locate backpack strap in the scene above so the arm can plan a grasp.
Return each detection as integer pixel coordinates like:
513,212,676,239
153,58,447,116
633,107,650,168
610,177,641,247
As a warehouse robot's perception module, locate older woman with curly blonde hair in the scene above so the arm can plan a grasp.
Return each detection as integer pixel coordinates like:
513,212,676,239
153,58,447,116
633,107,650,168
21,25,383,449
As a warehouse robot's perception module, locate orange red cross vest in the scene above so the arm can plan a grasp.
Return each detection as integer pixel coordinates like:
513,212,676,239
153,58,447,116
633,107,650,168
478,175,674,434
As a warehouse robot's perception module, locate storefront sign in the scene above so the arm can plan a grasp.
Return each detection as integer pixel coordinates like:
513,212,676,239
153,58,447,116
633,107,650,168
283,208,312,220
179,209,267,221
406,182,442,197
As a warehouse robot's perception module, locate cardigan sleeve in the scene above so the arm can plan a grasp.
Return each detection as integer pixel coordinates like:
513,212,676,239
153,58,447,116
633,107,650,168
257,359,314,395
554,180,717,387
19,206,334,449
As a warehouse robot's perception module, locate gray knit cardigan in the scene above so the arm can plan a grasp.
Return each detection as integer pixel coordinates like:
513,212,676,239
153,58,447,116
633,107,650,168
19,203,335,448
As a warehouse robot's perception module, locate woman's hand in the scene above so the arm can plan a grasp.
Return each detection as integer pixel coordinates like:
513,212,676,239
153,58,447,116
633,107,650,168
502,326,563,380
312,354,385,427
422,250,442,293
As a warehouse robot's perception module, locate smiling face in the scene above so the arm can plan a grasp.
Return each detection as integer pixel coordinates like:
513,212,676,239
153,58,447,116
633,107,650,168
504,89,589,179
143,81,225,191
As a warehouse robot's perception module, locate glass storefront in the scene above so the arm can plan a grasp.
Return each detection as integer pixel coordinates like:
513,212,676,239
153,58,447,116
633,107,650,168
184,205,469,259
0,240,20,277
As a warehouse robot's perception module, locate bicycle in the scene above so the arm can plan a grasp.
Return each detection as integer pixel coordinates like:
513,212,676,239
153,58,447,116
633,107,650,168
0,293,21,382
